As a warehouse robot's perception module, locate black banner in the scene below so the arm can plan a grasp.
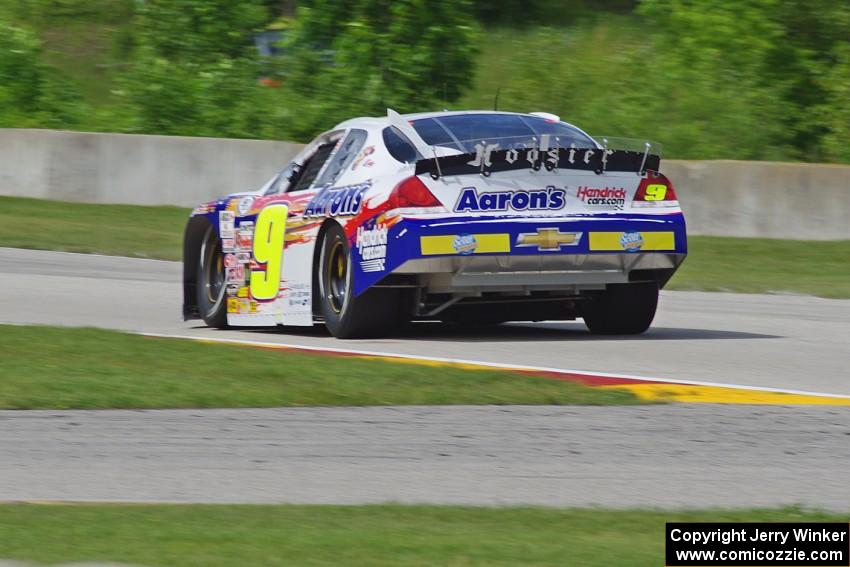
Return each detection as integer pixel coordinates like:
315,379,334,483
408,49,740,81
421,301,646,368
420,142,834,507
666,523,849,566
414,146,661,178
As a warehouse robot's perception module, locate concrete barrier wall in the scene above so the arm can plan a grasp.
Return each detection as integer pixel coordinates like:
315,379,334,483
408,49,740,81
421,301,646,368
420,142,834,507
664,160,850,240
1,128,848,239
0,129,303,208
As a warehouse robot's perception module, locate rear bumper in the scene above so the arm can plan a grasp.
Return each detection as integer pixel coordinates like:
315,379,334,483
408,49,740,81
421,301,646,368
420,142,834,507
352,212,687,295
394,252,684,294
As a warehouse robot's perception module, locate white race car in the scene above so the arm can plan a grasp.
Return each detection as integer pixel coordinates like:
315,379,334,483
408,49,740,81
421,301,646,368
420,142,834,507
183,109,686,338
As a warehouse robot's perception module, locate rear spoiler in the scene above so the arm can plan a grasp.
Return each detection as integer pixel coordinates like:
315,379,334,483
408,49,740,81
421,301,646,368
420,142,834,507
414,142,661,179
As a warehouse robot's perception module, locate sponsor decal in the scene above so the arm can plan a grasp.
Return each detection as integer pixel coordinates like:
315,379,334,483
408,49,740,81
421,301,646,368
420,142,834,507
236,251,251,263
466,138,569,173
226,283,240,297
631,182,678,208
589,231,675,251
226,265,245,283
192,201,216,215
620,231,644,252
416,140,659,178
304,181,370,217
236,221,254,251
576,186,626,209
221,238,235,252
351,145,375,170
228,298,255,315
356,222,388,272
223,253,239,268
454,186,566,213
516,228,582,251
237,196,254,216
219,211,235,239
452,233,477,255
285,283,311,308
420,234,511,256
237,286,249,298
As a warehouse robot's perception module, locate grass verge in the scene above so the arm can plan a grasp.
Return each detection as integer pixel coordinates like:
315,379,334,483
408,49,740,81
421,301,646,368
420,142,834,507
0,324,638,409
2,196,848,298
670,236,850,299
0,196,188,261
0,504,842,567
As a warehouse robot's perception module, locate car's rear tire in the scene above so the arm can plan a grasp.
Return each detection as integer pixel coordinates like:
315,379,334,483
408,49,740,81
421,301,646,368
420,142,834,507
317,224,406,338
583,282,658,335
196,225,228,329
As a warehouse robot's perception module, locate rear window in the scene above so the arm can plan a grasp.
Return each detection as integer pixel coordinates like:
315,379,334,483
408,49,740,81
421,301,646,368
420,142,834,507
412,113,596,153
409,118,457,150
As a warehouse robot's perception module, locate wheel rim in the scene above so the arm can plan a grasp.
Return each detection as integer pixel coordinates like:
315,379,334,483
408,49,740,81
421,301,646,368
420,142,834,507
326,240,347,314
201,229,226,315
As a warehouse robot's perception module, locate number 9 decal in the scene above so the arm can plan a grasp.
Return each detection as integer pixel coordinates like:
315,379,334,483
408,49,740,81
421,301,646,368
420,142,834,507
250,204,289,301
644,184,668,201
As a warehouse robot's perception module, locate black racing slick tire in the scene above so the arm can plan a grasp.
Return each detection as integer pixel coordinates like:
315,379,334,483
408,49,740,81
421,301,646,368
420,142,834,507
583,282,659,335
196,225,228,329
317,224,406,339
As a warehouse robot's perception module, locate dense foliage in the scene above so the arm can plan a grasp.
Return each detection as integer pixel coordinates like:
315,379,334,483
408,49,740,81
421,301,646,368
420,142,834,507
0,22,85,128
0,0,849,163
272,0,479,139
471,0,637,26
75,0,477,140
114,0,276,137
640,0,850,163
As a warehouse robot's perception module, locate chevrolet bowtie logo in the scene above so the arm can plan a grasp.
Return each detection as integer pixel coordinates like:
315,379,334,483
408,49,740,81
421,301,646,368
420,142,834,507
516,228,582,250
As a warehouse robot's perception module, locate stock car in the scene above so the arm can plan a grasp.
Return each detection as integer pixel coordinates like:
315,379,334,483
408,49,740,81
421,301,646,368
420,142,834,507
183,109,687,338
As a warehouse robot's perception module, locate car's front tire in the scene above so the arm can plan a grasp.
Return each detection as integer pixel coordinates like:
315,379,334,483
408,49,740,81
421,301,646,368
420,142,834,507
196,225,228,329
317,224,406,338
583,282,658,335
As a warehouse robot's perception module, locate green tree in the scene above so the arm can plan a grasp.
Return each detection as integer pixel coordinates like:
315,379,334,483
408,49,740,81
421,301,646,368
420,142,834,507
639,0,850,161
478,0,850,162
132,0,268,63
282,0,479,138
767,1,850,161
818,43,850,163
465,13,789,161
117,0,278,138
0,21,86,128
635,0,790,159
471,0,637,26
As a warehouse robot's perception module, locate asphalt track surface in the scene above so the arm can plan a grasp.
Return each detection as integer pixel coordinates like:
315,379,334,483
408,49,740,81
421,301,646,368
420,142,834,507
2,405,849,510
1,248,849,508
1,247,849,396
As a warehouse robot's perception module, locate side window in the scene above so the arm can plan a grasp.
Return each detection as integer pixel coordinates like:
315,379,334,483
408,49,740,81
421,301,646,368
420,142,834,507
288,142,337,192
263,162,297,195
316,129,367,186
382,126,421,164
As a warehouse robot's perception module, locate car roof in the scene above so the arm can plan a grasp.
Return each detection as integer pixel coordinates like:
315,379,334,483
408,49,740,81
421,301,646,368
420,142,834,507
402,110,544,121
332,110,563,132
